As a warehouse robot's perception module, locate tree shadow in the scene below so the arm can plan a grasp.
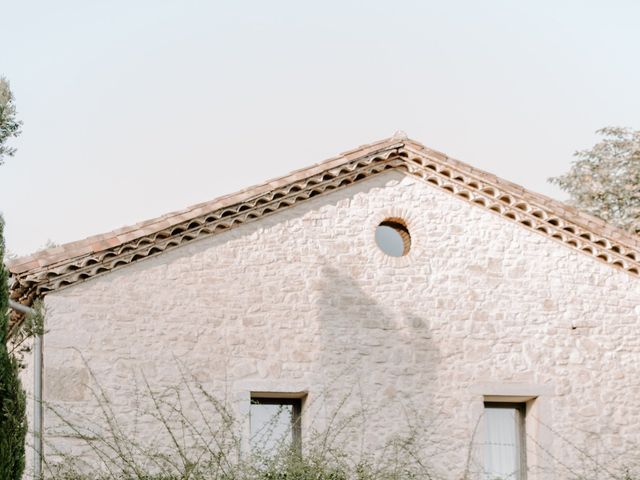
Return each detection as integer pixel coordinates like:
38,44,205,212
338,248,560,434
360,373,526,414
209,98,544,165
309,264,448,475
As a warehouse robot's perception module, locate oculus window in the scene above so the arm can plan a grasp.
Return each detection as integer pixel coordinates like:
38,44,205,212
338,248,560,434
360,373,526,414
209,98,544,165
375,218,411,257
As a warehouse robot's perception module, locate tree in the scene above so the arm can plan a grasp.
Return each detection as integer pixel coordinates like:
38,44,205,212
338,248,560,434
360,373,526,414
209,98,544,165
549,127,640,233
0,75,26,479
0,77,22,166
0,217,27,479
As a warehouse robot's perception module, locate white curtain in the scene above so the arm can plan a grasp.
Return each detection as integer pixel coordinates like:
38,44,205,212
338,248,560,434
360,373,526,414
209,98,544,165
483,406,523,480
250,403,294,455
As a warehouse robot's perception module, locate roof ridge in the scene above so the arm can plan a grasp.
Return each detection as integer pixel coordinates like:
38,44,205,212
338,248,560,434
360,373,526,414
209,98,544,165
8,135,640,313
7,136,404,273
403,138,640,251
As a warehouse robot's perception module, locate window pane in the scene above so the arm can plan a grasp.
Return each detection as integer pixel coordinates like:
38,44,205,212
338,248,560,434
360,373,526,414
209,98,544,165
250,402,294,455
375,224,406,257
484,406,524,480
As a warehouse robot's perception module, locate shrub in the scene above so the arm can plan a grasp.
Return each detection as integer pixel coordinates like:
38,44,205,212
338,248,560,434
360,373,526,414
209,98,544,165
0,216,27,479
43,363,433,480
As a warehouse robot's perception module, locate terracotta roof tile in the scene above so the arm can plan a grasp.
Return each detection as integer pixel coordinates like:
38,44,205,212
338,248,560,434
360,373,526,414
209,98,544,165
7,134,640,310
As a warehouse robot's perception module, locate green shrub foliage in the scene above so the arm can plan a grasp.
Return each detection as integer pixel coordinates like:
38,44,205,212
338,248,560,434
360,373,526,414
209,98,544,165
0,216,27,479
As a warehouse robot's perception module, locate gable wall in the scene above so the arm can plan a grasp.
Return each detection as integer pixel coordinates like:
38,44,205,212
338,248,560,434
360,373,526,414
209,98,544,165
38,171,640,478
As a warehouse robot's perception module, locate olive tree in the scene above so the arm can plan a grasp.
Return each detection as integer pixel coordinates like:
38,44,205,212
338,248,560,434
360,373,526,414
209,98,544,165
549,127,640,233
0,77,21,165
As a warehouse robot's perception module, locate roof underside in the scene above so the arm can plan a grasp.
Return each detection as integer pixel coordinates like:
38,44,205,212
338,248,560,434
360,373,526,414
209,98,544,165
8,135,640,324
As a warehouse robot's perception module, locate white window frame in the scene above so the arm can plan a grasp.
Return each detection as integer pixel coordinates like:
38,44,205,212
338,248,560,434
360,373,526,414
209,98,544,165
472,383,554,480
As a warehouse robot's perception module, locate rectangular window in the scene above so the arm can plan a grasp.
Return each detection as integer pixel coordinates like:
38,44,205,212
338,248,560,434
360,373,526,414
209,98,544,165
483,402,527,480
250,395,302,456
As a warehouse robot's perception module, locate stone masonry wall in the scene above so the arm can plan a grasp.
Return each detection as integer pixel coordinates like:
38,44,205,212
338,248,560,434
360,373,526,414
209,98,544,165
36,171,640,479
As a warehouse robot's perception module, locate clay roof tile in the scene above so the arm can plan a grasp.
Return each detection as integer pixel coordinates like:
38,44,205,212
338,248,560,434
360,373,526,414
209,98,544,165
7,134,640,306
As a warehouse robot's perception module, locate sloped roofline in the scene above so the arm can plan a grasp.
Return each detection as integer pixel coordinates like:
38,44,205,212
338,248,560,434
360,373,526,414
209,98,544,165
9,134,640,309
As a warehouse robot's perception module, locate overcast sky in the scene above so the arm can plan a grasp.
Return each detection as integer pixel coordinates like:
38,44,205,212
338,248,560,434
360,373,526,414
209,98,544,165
1,0,639,256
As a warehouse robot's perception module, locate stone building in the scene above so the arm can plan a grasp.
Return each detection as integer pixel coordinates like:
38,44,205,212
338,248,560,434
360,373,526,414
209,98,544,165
9,133,640,479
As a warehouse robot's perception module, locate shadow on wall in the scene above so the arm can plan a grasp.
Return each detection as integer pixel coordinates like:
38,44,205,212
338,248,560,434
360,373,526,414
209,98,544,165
310,264,464,475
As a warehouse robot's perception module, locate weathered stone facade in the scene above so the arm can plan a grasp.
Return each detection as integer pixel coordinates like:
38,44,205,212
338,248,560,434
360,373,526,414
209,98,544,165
30,170,640,478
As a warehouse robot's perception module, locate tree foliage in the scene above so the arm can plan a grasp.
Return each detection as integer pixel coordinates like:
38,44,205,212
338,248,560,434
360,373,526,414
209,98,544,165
0,217,27,479
549,127,640,233
0,77,22,165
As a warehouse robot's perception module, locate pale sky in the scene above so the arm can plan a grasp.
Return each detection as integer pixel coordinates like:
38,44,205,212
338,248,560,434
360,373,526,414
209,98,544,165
1,0,639,256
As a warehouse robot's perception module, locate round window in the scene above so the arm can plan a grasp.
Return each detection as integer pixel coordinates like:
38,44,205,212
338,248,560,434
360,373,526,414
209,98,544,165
375,218,411,257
